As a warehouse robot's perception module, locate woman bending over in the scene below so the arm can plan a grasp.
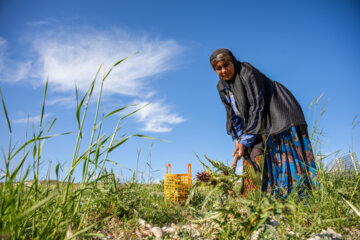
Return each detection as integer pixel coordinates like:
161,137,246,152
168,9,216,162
210,48,317,198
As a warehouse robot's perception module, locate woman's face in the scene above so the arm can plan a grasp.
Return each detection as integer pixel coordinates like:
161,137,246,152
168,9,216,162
214,60,235,81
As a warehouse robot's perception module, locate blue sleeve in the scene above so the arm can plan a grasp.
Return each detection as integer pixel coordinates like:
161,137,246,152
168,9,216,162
239,134,257,148
230,108,256,147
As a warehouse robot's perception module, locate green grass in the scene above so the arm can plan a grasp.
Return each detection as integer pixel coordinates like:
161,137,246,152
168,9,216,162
0,59,359,239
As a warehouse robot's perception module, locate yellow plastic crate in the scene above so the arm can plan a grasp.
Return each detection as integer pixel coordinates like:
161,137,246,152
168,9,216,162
164,163,192,205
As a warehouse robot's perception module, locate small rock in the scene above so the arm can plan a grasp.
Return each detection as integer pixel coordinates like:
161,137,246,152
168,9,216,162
181,224,192,231
308,227,342,240
151,227,164,239
268,219,279,227
326,228,342,239
191,223,200,229
250,226,265,240
166,227,176,234
138,218,146,227
193,230,202,238
171,223,180,230
264,224,275,229
135,229,142,238
140,229,152,236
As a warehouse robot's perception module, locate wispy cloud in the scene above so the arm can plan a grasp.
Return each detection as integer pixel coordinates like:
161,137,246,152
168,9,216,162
0,24,184,132
46,96,76,106
29,28,182,97
26,20,53,27
14,113,52,124
1,27,182,95
1,25,185,132
0,36,33,83
133,100,186,133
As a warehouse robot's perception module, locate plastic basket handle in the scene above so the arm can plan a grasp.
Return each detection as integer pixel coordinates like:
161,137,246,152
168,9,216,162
166,163,171,174
188,163,191,175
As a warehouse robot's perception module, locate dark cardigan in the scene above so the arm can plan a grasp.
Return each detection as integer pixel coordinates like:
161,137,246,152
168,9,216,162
217,61,307,140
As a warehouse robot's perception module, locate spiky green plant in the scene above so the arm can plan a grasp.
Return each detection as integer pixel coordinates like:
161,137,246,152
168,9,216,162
188,154,293,239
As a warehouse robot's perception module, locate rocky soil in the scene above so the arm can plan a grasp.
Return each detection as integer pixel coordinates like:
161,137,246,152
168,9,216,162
96,217,360,240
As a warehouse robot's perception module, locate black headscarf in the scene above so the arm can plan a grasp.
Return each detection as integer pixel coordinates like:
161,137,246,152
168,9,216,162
210,48,249,122
209,48,235,64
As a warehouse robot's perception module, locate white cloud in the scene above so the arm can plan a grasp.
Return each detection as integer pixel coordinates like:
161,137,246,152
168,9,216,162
46,96,76,106
26,20,52,27
1,26,185,132
28,28,182,97
13,61,33,82
0,37,33,83
14,113,52,124
133,100,185,133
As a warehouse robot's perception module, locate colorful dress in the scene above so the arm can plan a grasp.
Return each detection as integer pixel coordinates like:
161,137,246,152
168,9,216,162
262,125,317,198
225,90,317,198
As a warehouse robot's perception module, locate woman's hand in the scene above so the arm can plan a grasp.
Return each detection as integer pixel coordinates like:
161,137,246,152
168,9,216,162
230,141,246,171
233,140,246,158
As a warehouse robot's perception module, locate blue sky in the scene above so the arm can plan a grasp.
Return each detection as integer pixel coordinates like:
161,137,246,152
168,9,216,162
0,0,359,181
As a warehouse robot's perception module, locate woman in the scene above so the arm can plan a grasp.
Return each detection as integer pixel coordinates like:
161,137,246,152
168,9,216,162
210,48,317,198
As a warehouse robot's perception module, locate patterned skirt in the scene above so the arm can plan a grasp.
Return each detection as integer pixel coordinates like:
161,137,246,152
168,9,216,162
241,125,318,198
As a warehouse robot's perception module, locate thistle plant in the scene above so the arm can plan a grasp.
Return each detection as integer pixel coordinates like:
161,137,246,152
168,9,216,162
195,154,241,198
189,154,293,239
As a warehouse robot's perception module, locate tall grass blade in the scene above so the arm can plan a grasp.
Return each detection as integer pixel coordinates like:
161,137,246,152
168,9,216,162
40,80,48,127
69,215,112,239
104,104,137,119
102,56,129,80
9,148,31,182
113,56,129,67
76,90,88,130
342,196,360,217
352,113,359,127
108,136,131,153
0,88,11,133
10,132,71,160
16,193,56,221
47,118,57,133
119,103,149,121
